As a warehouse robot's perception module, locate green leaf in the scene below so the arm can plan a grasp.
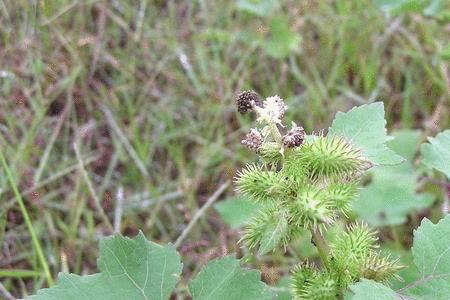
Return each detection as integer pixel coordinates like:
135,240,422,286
406,215,450,298
387,130,421,162
236,0,279,17
328,102,404,165
258,210,289,255
263,17,300,59
349,279,398,299
353,130,434,226
387,249,420,290
31,232,182,300
275,276,292,300
421,130,450,179
354,182,433,226
214,196,261,229
189,255,273,300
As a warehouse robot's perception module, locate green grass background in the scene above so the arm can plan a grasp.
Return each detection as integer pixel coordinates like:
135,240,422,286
0,0,449,298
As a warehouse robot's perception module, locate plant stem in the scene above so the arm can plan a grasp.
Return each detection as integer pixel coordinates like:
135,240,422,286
268,122,283,145
390,225,403,251
0,150,53,286
311,229,330,270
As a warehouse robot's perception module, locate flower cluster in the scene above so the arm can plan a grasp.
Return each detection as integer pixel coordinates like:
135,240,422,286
234,90,401,298
236,90,262,114
282,124,305,148
236,90,306,153
241,128,263,152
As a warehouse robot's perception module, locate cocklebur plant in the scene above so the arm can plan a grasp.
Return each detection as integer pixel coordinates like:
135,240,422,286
234,91,402,298
23,97,450,300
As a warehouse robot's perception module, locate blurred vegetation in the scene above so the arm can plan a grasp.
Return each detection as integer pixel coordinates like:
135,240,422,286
0,0,449,298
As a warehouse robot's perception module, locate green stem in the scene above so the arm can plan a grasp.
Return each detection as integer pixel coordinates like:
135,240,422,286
0,150,53,286
390,225,403,251
268,122,282,145
312,229,330,270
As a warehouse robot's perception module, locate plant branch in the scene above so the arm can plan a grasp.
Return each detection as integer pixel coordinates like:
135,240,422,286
0,282,14,300
311,229,330,270
268,122,283,145
74,143,114,232
174,180,230,248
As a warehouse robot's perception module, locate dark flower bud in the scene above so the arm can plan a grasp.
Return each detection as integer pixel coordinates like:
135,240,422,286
282,126,305,148
242,128,263,152
236,90,262,114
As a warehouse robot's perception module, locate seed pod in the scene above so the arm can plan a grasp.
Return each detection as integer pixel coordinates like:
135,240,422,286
236,90,262,114
282,126,305,148
241,128,263,152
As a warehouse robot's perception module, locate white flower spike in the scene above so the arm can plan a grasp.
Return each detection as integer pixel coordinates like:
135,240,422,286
255,95,288,125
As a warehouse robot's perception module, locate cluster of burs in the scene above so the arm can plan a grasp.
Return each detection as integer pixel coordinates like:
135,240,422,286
234,91,401,299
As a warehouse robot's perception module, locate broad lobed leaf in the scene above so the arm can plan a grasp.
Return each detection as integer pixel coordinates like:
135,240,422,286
258,211,289,255
421,129,450,179
189,255,273,300
31,233,272,300
31,232,182,300
408,215,450,299
349,279,398,300
214,196,261,229
263,17,301,59
328,102,404,166
353,130,434,226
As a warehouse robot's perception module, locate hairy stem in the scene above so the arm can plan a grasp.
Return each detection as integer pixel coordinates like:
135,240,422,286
390,226,403,251
268,122,282,145
312,229,330,270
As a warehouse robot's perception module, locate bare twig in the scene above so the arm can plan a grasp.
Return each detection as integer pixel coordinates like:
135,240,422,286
311,229,330,270
100,104,151,180
125,190,184,211
134,0,147,41
114,186,124,233
174,181,230,248
74,143,113,232
0,282,14,300
2,154,101,211
89,2,106,79
34,100,71,184
40,0,78,26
